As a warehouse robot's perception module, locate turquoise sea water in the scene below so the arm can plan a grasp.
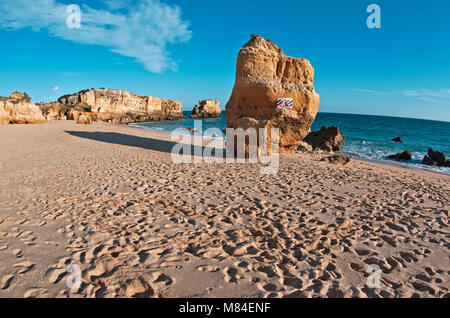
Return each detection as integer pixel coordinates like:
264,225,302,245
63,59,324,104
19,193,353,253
130,112,450,175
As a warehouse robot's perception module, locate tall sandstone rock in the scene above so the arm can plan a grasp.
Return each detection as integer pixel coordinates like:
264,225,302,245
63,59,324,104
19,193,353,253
58,88,183,123
0,92,46,124
226,35,320,153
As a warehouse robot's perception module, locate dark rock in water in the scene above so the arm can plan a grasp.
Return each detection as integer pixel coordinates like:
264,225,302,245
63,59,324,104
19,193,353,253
391,137,402,143
321,154,350,165
303,126,345,152
422,148,449,167
422,155,435,166
388,151,411,161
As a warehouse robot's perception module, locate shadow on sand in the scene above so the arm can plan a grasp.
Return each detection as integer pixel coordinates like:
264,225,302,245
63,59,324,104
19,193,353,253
65,130,226,158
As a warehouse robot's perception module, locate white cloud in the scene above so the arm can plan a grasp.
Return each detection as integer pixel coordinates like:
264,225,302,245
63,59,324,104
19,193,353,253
401,89,450,104
53,86,59,92
350,88,376,94
351,88,450,105
401,89,450,98
0,0,192,73
417,97,450,105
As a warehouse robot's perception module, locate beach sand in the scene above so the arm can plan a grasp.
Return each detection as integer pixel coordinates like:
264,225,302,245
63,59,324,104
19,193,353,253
0,121,448,298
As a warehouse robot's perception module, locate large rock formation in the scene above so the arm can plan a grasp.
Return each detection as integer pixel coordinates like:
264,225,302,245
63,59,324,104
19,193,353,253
57,88,183,123
0,92,46,124
303,126,345,152
191,100,222,118
225,35,320,153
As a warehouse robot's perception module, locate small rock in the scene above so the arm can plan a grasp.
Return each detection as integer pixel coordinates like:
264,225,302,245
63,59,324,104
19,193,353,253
388,151,411,161
303,126,345,152
391,137,402,143
321,154,351,165
422,148,449,167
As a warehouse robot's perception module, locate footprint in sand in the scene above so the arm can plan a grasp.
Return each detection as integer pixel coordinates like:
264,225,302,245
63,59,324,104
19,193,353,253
24,288,49,298
400,252,419,263
12,249,23,258
48,267,67,284
85,263,106,283
0,274,14,290
197,265,220,273
124,278,154,298
151,272,174,287
13,261,35,274
223,267,240,283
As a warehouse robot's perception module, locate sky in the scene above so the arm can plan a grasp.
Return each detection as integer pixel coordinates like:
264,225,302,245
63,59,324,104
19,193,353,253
0,0,449,122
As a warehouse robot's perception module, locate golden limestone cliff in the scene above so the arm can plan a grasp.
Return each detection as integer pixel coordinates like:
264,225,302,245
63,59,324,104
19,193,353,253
225,35,320,153
0,92,46,124
56,88,184,123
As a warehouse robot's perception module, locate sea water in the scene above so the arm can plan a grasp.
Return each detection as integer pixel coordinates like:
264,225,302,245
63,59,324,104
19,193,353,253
130,112,450,175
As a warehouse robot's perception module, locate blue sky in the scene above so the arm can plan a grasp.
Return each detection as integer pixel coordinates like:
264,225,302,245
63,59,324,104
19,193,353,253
0,0,449,121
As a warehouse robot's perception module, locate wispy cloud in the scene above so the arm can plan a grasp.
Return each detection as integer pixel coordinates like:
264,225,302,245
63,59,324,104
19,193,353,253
0,0,192,73
351,88,450,105
400,89,450,105
416,97,450,105
401,89,450,98
350,88,377,94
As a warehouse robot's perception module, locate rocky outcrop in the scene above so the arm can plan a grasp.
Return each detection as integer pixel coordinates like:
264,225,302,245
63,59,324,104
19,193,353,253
321,154,351,165
0,97,9,124
225,35,320,153
0,92,46,124
58,88,183,123
303,126,345,152
76,114,91,125
39,102,67,120
388,151,412,161
422,148,450,167
191,100,221,118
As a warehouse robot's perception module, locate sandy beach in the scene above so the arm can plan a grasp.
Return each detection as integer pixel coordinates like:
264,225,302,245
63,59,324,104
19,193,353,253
0,121,448,298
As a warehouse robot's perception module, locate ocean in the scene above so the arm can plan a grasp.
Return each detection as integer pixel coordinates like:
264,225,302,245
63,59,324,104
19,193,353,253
130,112,450,175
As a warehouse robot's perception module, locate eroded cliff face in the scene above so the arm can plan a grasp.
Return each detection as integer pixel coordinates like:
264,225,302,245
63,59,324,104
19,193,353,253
0,92,46,124
58,88,183,123
39,102,67,121
191,100,222,118
225,35,320,153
